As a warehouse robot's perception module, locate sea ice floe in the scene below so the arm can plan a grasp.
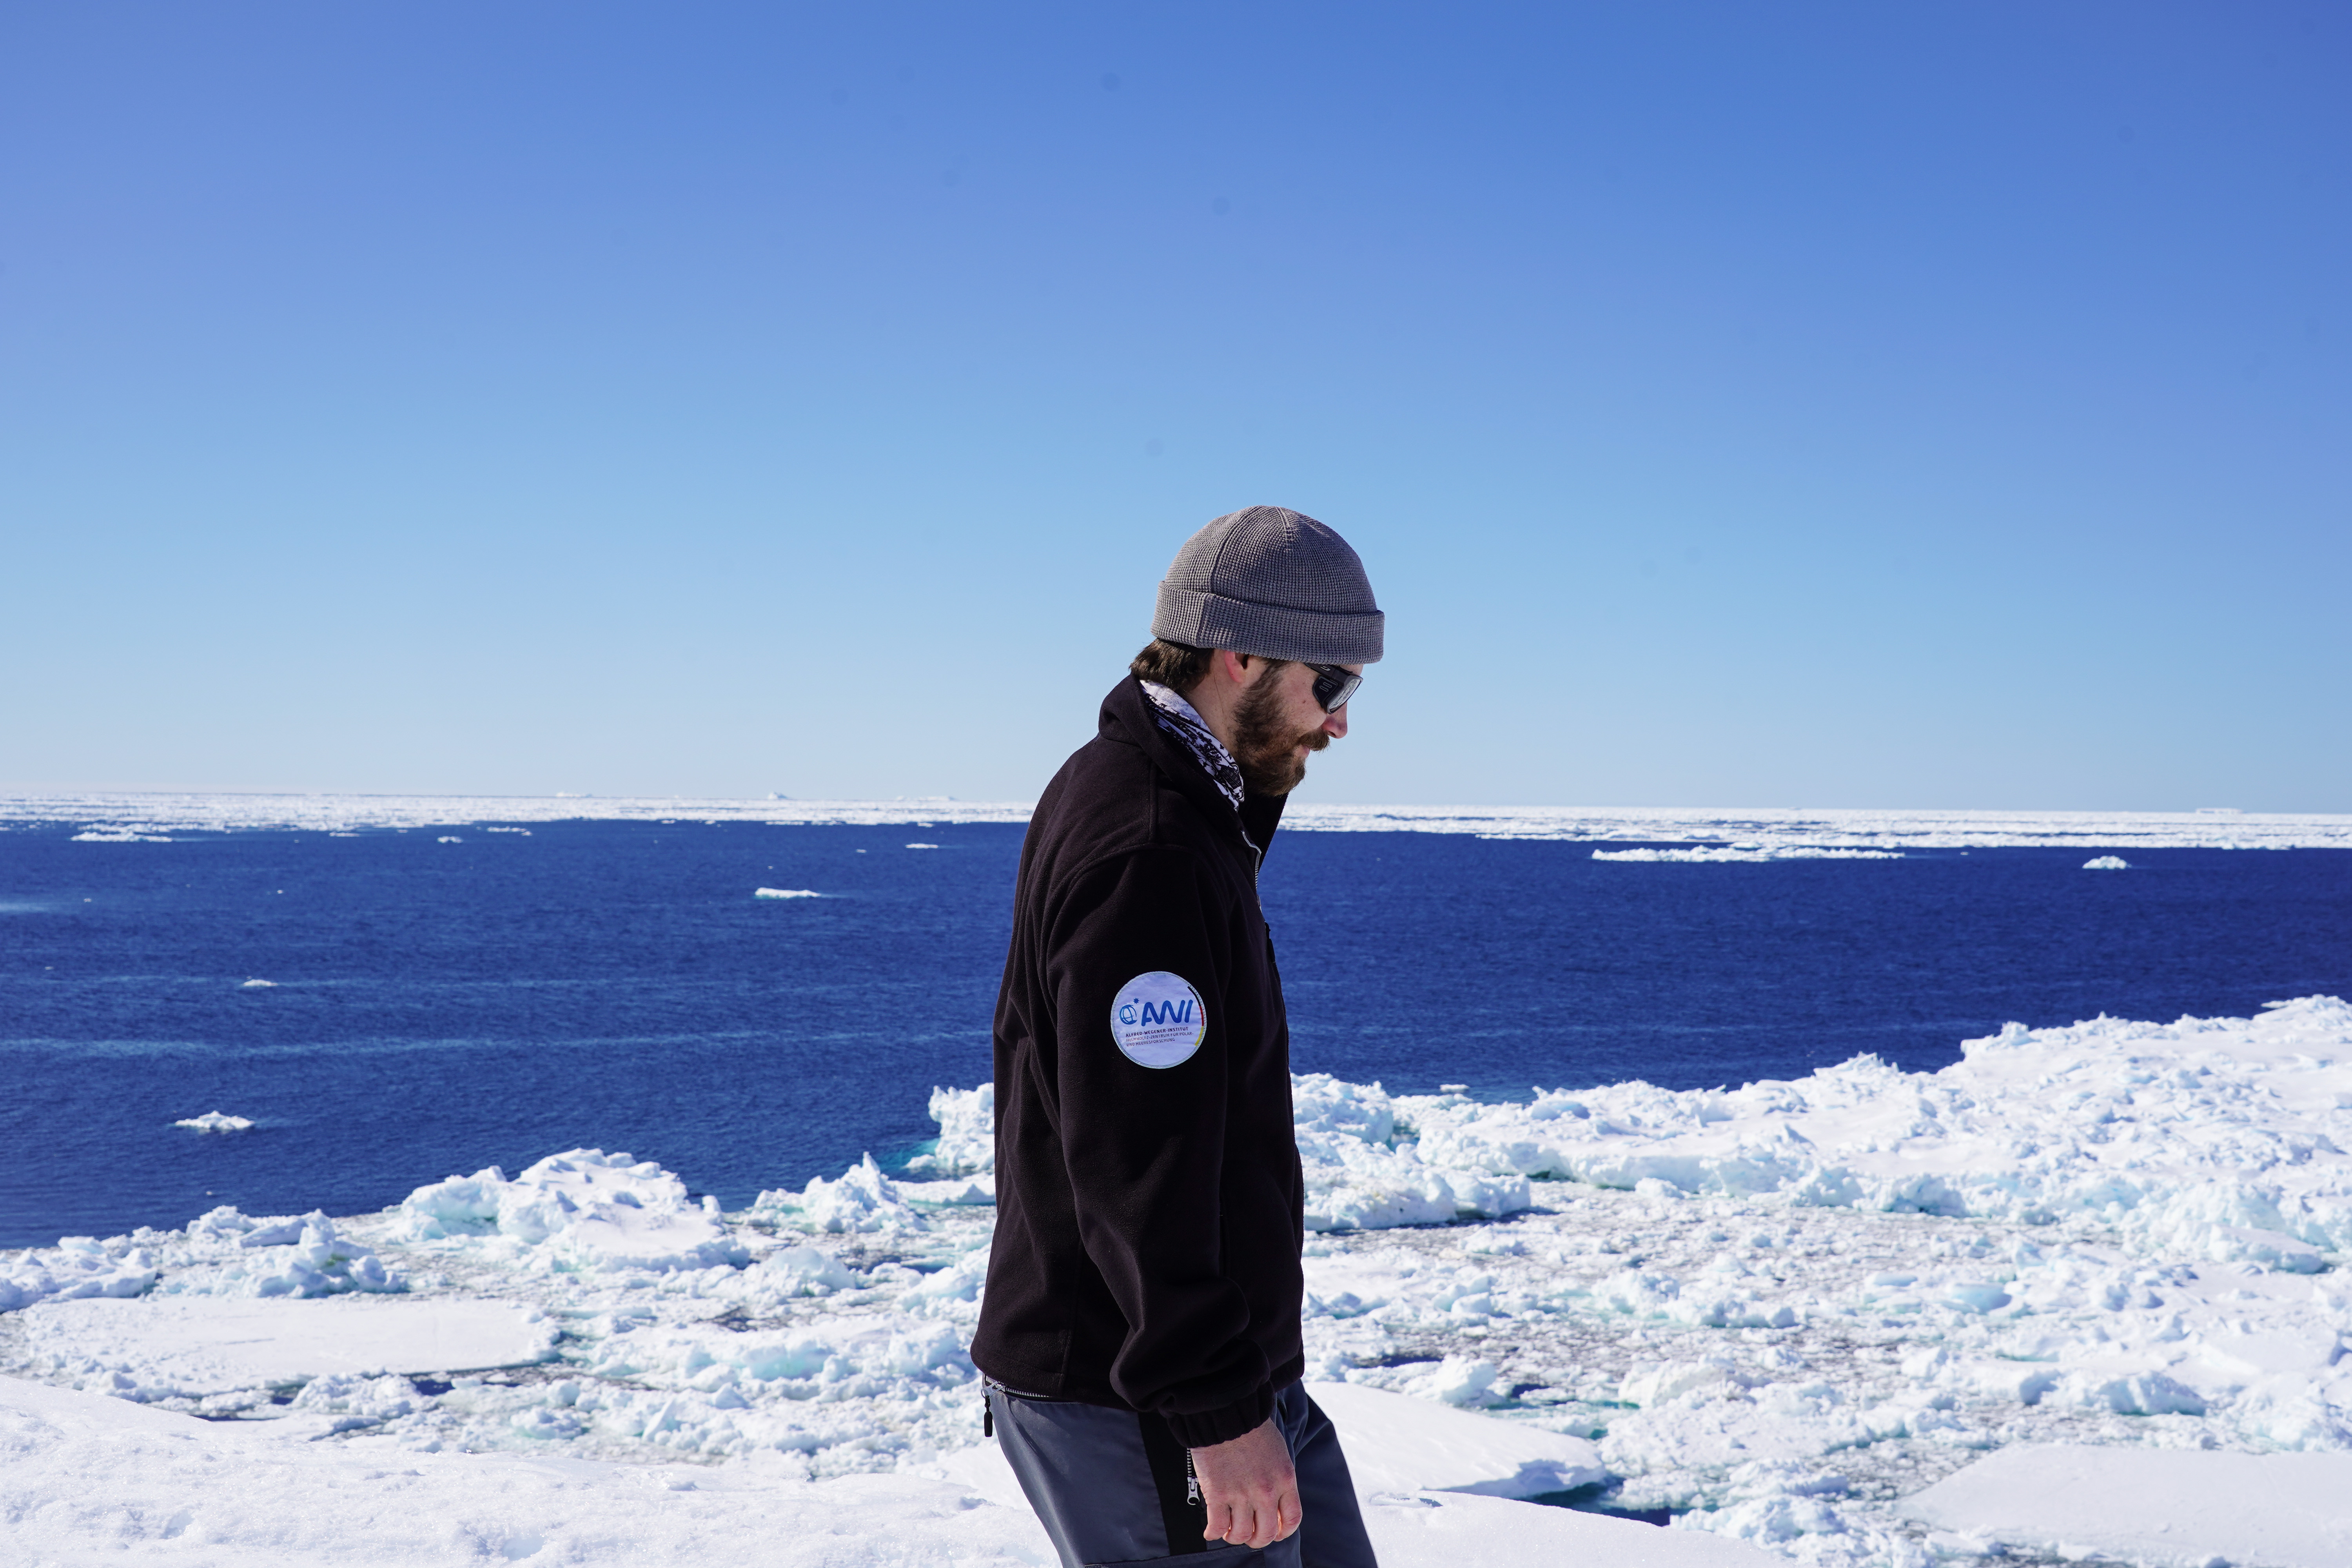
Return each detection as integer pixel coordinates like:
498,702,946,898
173,1111,254,1132
1305,1379,1606,1496
1592,847,1904,863
7,998,2352,1568
2083,855,2131,870
1900,1443,2352,1568
754,887,822,898
12,1296,552,1400
14,791,2350,851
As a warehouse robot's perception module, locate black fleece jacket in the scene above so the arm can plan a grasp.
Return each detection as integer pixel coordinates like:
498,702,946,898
969,676,1304,1448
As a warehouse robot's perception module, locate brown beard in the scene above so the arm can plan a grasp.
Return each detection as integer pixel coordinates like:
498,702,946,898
1230,672,1330,796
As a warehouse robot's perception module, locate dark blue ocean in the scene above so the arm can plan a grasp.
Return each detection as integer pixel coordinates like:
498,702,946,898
3,820,2347,1249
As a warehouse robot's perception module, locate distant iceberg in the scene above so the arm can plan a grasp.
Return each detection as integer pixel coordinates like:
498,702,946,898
174,1112,254,1133
240,978,276,990
2083,855,2130,870
753,887,821,900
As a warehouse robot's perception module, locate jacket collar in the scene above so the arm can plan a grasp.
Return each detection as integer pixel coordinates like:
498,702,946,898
1099,677,1288,858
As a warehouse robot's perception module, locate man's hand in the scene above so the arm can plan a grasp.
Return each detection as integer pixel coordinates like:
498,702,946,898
1189,1417,1300,1549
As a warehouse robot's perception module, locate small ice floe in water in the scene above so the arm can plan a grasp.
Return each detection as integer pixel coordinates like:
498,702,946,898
174,1112,254,1133
1591,845,1901,862
437,835,462,844
2083,855,2130,870
71,829,171,843
484,826,531,835
905,842,940,849
753,888,821,899
240,978,276,989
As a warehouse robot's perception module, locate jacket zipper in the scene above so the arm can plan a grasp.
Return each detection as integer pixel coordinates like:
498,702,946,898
1184,1447,1200,1506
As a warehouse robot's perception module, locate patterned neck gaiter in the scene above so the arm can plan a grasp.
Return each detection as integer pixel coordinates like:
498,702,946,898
1139,681,1245,813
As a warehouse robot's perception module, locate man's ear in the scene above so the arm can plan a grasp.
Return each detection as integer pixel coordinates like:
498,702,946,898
1218,649,1259,687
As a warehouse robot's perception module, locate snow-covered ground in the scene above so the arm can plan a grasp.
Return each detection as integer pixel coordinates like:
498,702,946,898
8,998,2352,1566
7,791,2350,850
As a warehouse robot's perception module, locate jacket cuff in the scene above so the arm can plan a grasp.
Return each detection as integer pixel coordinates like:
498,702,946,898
1163,1380,1276,1449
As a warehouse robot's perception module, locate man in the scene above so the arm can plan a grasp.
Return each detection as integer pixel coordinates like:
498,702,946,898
973,505,1383,1567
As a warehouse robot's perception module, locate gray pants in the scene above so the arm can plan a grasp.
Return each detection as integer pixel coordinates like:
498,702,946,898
986,1379,1378,1568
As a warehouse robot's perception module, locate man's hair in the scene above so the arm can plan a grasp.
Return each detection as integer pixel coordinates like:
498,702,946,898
1130,639,1294,691
1129,638,1214,690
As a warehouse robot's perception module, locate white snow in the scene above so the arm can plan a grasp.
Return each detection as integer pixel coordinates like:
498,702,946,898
0,1375,1062,1567
174,1111,254,1132
10,792,2350,850
753,888,822,899
16,1295,552,1395
1305,1379,1606,1497
1901,1443,2352,1566
1359,1490,1786,1566
0,1372,1782,1568
9,998,2352,1567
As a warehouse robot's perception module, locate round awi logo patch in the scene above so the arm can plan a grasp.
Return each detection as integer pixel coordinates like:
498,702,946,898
1110,971,1207,1068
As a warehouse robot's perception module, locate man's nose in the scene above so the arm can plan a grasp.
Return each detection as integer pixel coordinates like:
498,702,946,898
1323,705,1348,740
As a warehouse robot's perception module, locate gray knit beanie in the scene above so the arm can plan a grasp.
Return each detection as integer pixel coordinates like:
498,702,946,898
1151,506,1384,664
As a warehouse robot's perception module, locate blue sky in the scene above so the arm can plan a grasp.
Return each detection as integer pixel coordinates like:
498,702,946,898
4,3,2345,809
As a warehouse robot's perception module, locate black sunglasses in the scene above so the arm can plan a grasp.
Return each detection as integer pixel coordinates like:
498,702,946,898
1304,662,1363,713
